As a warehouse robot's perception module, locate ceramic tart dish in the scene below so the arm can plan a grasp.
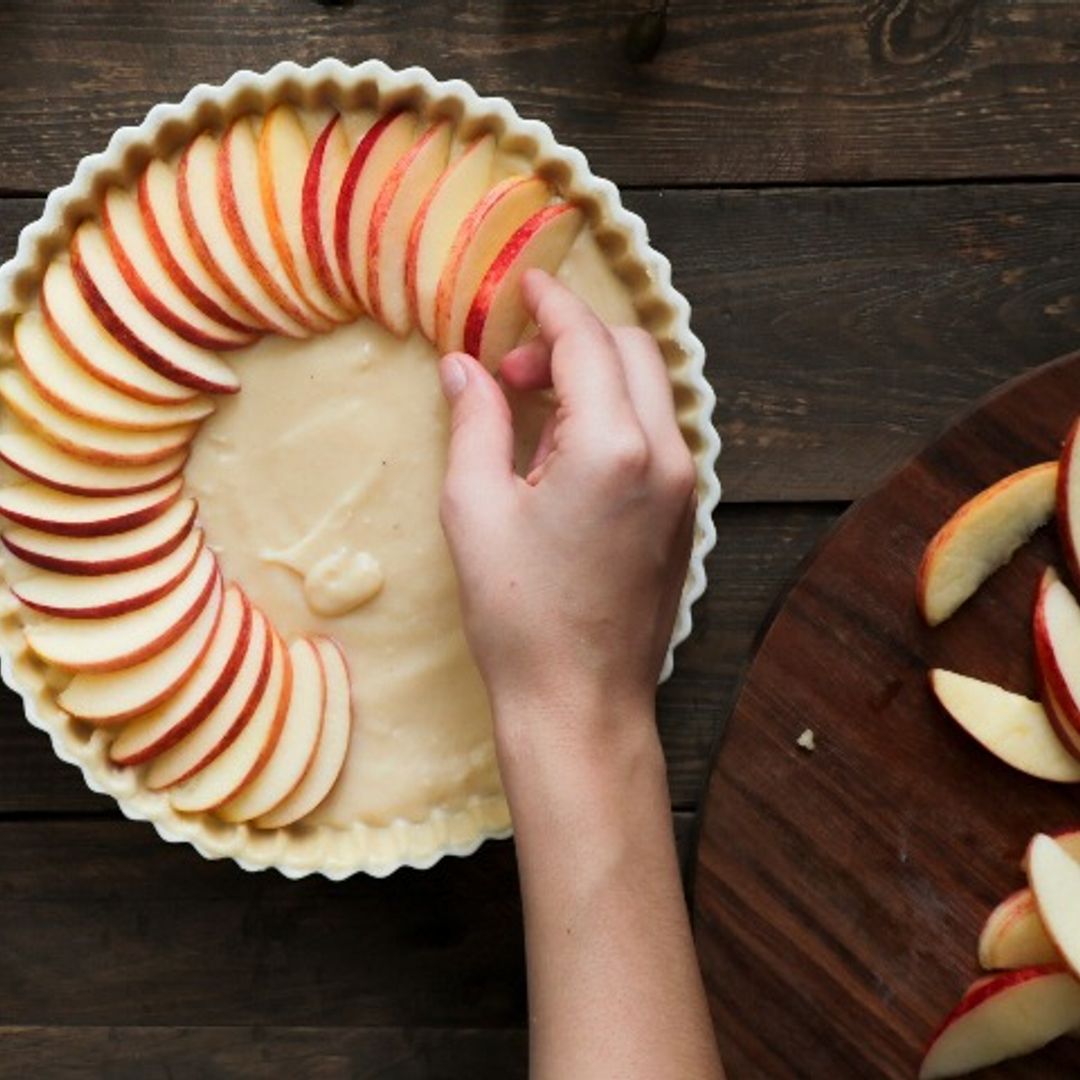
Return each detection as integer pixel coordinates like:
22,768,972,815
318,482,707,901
0,59,720,879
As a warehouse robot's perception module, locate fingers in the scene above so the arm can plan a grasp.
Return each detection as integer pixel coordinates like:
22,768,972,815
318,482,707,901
438,353,516,516
499,336,551,392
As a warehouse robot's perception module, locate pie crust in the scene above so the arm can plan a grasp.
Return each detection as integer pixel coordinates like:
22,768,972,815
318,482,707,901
0,60,721,878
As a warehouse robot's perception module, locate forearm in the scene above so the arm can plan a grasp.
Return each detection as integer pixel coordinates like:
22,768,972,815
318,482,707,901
496,697,724,1080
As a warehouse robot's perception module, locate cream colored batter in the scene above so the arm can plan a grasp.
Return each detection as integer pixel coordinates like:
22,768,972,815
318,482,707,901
183,227,638,827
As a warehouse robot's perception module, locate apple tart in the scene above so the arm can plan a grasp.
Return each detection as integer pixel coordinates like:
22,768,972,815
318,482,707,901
0,61,719,877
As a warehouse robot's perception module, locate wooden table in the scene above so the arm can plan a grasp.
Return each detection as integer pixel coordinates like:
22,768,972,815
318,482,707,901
1,2,1079,1075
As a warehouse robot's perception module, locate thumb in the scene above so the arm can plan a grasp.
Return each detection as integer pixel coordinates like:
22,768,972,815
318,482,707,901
439,352,515,497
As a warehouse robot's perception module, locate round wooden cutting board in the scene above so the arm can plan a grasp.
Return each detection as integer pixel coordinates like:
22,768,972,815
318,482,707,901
694,350,1080,1078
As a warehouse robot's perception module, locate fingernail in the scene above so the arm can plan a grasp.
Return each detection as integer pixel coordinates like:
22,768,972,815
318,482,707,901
440,354,468,399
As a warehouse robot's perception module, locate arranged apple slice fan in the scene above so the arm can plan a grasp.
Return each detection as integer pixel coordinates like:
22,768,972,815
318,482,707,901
915,420,1080,1076
0,103,585,829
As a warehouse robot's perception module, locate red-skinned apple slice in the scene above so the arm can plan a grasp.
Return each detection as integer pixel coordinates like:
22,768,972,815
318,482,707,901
434,174,549,352
58,573,223,723
11,527,203,618
101,187,255,351
1028,834,1080,980
3,496,196,575
256,636,351,828
218,635,325,822
918,965,1080,1078
979,889,1060,971
407,133,496,342
14,312,213,432
168,625,292,812
108,584,252,762
70,223,240,396
24,544,217,672
259,105,350,325
178,132,309,339
302,112,371,314
928,669,1080,782
138,158,265,335
463,202,585,368
0,369,197,467
334,108,417,312
1058,416,1080,590
1033,568,1080,759
0,477,183,537
0,430,187,496
146,606,273,789
367,119,452,336
219,116,330,333
917,461,1057,626
41,260,200,405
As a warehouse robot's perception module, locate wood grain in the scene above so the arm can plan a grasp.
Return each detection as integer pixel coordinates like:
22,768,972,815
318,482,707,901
0,1027,529,1080
0,1,1078,191
694,351,1080,1077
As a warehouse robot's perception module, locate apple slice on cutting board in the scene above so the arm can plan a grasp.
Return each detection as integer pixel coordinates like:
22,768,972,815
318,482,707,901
918,965,1080,1079
108,584,252,763
1033,567,1080,761
168,625,292,813
0,477,183,537
463,202,585,369
14,311,213,432
979,889,1061,971
2,496,197,575
146,606,273,789
1028,834,1080,979
24,544,217,672
217,635,326,822
916,461,1057,626
928,669,1080,782
58,573,224,723
11,527,203,619
256,636,352,828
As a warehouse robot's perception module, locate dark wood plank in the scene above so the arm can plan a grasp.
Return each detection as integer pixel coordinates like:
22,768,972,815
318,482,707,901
6,179,1079,503
0,504,836,813
694,350,1080,1077
0,1027,529,1080
0,814,694,1026
0,1,1079,191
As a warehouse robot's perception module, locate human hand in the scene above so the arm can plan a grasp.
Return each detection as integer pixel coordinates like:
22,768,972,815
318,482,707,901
437,270,697,756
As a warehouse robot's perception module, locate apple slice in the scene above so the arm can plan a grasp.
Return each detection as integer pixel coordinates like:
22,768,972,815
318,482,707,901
434,174,550,352
928,669,1080,782
259,105,350,325
256,636,351,828
463,202,585,368
407,133,496,342
217,636,326,822
219,116,331,334
70,223,240,396
917,461,1057,626
367,119,452,336
58,574,223,723
24,544,217,672
139,157,265,335
1033,568,1080,759
108,584,252,763
178,132,309,340
146,606,273,789
41,259,200,405
1028,834,1080,979
1059,416,1080,590
11,527,203,618
168,625,292,813
979,889,1060,970
0,431,187,496
919,965,1080,1078
0,369,197,467
101,186,256,351
14,312,213,432
334,108,417,312
0,477,183,537
3,496,196,575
